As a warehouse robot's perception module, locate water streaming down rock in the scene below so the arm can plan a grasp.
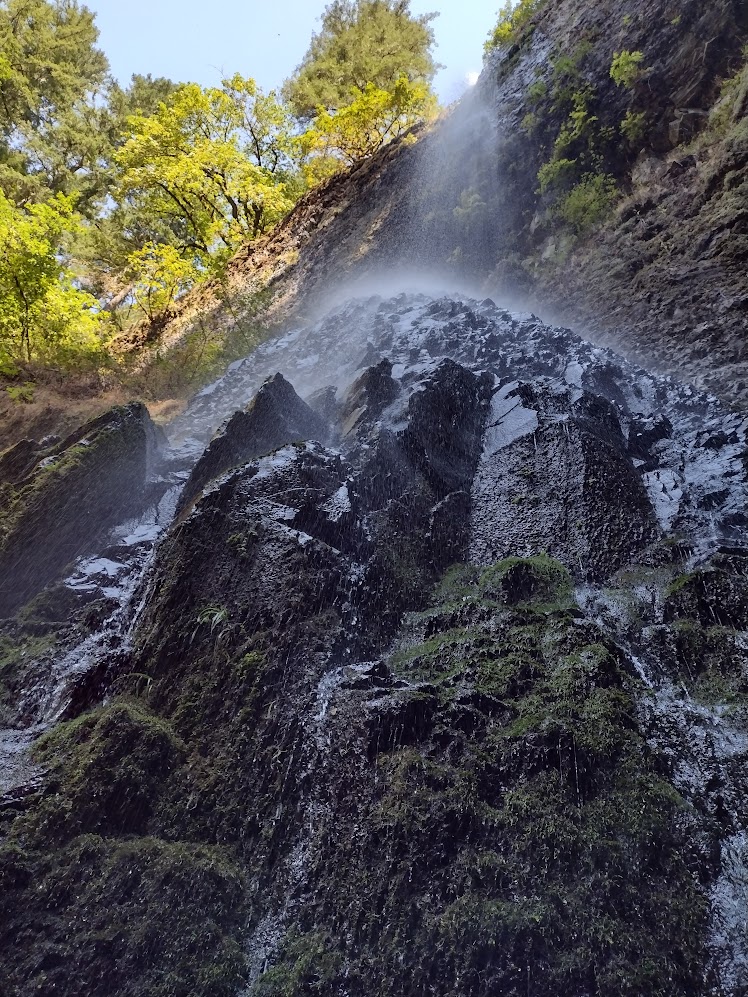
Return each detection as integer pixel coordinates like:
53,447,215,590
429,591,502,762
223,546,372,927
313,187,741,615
1,287,747,994
1,10,747,981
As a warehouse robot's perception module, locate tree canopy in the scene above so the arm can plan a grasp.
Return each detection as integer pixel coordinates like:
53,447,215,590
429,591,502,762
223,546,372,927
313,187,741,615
284,0,439,119
0,190,106,367
0,0,109,208
0,0,440,379
301,75,435,172
116,77,299,262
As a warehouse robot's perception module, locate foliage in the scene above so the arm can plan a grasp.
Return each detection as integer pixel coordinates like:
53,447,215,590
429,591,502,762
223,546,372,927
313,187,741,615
284,0,438,119
537,157,577,194
0,0,110,210
5,380,34,403
620,108,647,143
0,190,107,366
301,75,435,171
121,284,273,400
116,77,300,271
0,0,438,379
556,172,618,233
704,51,748,142
486,0,546,50
610,50,645,89
552,85,598,156
453,187,487,226
527,78,548,103
125,243,198,324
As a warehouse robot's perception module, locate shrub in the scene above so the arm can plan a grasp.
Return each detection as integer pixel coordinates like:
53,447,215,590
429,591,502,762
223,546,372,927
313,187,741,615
610,50,645,88
557,173,618,233
537,157,578,194
487,0,546,50
620,109,647,143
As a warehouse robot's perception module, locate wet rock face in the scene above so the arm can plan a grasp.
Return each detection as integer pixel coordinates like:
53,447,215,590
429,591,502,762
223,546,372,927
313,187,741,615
0,403,162,618
1,293,748,996
177,372,330,515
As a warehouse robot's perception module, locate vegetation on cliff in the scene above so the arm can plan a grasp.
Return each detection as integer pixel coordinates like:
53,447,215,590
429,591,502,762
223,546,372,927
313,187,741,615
0,0,438,415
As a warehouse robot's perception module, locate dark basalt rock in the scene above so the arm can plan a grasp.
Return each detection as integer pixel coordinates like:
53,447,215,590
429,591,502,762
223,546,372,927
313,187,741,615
400,358,493,496
176,372,330,515
340,359,400,437
0,403,160,618
664,553,748,628
1,292,748,997
0,439,46,486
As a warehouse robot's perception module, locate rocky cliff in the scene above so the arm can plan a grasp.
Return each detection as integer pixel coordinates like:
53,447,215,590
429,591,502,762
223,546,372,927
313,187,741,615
2,1,748,994
144,0,748,411
1,292,747,995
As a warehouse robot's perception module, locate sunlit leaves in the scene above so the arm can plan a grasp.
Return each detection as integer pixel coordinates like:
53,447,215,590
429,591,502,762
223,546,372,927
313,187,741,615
285,0,438,119
125,243,198,324
115,78,300,268
301,75,436,172
0,191,107,365
0,0,110,209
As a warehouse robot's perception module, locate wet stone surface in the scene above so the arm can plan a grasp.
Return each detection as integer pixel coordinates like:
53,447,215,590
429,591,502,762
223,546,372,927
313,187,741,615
0,292,747,996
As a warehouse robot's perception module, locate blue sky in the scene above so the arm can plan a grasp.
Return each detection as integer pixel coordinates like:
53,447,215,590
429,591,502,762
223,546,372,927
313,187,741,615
87,1,497,103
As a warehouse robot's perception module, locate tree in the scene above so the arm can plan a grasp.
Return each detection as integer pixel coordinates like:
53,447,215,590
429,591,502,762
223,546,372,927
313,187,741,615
0,0,110,210
301,74,435,173
115,77,301,273
125,242,198,325
0,190,106,366
285,0,438,120
72,74,182,314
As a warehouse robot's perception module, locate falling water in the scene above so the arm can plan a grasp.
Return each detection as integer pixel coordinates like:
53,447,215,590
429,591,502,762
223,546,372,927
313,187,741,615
2,61,748,994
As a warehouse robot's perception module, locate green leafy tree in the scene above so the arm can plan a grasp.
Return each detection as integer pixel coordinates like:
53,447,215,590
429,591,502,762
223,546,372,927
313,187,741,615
106,73,180,126
301,74,435,173
72,74,182,315
115,77,301,272
125,242,198,324
0,190,107,365
0,0,110,210
285,0,438,119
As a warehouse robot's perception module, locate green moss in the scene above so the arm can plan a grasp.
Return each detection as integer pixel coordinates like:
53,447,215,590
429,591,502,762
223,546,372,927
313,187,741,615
0,630,56,724
0,631,54,672
0,834,247,996
252,932,341,996
649,622,748,703
328,558,708,994
665,571,698,597
477,554,574,610
32,701,187,839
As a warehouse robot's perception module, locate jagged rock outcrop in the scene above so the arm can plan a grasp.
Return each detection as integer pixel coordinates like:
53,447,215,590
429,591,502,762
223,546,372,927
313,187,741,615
0,404,162,618
176,372,330,515
1,293,747,996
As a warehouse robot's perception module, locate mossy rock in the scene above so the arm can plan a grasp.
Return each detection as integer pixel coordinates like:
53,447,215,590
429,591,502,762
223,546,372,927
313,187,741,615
478,555,574,610
32,701,186,839
648,621,748,699
0,834,247,997
0,404,161,618
664,553,748,628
